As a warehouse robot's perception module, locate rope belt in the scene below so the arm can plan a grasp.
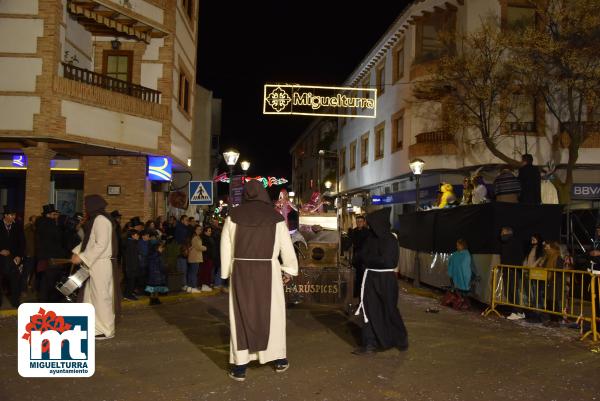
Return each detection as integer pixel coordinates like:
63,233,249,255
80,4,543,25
355,268,396,323
233,258,272,261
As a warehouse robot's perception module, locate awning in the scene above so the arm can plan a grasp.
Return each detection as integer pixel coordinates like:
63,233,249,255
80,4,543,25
67,0,169,43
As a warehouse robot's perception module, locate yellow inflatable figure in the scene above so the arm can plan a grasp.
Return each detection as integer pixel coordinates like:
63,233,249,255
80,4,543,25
438,183,456,208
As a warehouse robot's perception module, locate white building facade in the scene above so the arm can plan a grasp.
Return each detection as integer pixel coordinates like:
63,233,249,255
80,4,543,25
338,0,600,226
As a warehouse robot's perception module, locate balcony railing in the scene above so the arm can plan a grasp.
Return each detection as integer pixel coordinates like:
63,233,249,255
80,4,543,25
560,121,600,134
509,121,537,133
415,130,454,144
62,62,161,104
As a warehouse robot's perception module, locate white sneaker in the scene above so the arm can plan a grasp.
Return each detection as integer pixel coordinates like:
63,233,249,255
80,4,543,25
186,287,192,293
182,286,189,292
201,284,212,292
189,287,201,293
507,312,526,320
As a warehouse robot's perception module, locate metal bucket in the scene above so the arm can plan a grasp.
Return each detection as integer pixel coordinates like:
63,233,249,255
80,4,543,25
56,264,90,302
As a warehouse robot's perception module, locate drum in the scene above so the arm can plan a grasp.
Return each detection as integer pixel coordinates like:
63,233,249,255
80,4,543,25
56,263,90,302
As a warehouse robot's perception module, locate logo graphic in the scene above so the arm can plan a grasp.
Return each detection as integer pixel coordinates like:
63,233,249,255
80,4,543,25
265,86,292,112
147,156,172,182
18,303,95,377
189,181,213,205
263,84,377,118
12,154,27,168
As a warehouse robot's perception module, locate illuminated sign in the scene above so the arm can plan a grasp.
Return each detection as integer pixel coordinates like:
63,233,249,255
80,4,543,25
12,154,27,168
147,156,172,181
263,84,377,118
572,184,600,200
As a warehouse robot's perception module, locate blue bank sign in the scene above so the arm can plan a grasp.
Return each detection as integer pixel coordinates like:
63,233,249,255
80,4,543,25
572,184,600,200
147,156,172,182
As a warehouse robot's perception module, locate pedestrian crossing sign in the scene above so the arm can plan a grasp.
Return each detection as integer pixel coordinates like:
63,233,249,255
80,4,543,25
189,181,213,205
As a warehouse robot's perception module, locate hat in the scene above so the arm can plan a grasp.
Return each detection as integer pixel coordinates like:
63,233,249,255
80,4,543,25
140,229,151,237
127,229,139,237
130,216,143,228
110,210,122,218
2,205,16,215
42,204,58,215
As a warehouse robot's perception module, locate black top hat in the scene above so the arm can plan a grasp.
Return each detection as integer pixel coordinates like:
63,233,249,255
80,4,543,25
130,216,143,228
2,205,17,215
110,210,122,218
42,204,58,215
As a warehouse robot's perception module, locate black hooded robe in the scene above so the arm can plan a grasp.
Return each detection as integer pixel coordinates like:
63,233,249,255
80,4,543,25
357,208,408,350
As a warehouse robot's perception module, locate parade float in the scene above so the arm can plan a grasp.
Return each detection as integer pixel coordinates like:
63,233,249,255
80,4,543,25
277,190,355,310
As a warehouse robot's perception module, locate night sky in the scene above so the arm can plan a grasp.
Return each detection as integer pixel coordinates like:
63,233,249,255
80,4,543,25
196,1,410,180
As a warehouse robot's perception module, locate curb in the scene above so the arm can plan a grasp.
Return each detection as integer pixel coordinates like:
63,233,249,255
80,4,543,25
0,289,225,319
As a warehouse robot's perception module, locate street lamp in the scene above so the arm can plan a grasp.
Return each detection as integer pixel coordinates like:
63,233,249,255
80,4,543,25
409,158,425,288
223,149,240,205
409,158,425,210
324,180,332,190
240,160,250,173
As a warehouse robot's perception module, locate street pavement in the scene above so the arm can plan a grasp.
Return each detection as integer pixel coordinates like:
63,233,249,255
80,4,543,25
0,286,599,401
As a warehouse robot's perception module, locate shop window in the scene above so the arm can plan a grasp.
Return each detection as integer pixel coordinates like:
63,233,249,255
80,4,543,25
350,140,357,171
103,50,132,82
375,123,385,160
392,110,404,152
361,132,369,166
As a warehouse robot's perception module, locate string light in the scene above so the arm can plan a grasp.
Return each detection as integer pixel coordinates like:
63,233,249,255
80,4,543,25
214,173,288,188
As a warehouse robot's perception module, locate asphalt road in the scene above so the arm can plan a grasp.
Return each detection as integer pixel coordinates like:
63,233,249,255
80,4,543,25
1,288,599,401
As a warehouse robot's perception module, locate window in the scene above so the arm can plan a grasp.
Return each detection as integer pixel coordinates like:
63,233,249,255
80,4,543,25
375,123,385,160
182,0,194,20
506,5,536,30
509,94,536,132
349,141,357,171
339,147,346,176
178,70,191,115
376,62,385,96
391,110,404,152
393,45,405,83
361,132,369,166
416,12,454,62
102,51,132,82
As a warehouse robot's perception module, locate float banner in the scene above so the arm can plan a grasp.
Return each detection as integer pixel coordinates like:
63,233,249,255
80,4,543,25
263,84,377,118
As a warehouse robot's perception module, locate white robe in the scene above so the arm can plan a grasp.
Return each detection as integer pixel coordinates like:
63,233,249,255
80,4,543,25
73,215,115,338
220,218,298,365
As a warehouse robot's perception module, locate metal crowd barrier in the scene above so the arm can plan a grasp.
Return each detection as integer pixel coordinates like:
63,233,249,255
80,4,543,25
484,264,599,342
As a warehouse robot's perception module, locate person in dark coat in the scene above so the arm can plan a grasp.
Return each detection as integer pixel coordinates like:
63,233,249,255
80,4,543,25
0,206,25,307
353,208,408,355
518,154,541,204
35,204,67,302
145,235,168,305
123,229,140,301
348,215,369,297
